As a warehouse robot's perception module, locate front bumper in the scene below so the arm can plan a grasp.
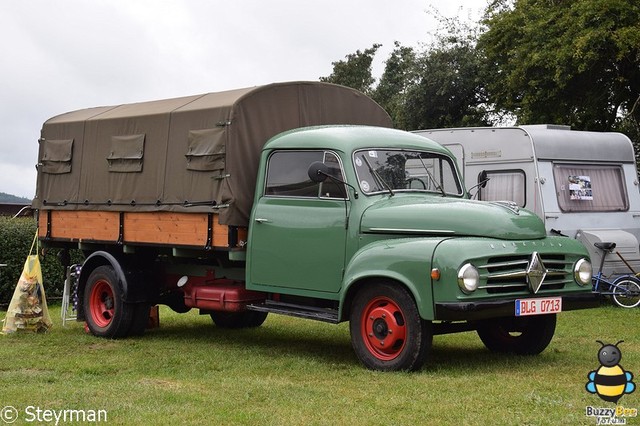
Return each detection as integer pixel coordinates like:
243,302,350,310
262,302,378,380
434,293,600,321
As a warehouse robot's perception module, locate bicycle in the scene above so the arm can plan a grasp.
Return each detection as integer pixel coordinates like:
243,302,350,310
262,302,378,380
591,242,640,308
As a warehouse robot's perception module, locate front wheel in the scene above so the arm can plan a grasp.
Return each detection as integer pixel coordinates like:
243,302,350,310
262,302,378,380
476,314,556,355
612,277,640,308
84,265,134,338
349,282,432,371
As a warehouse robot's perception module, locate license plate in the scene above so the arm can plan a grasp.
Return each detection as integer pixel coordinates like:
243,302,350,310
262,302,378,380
515,297,562,316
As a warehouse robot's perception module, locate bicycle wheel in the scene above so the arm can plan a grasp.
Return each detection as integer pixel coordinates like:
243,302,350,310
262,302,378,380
611,276,640,308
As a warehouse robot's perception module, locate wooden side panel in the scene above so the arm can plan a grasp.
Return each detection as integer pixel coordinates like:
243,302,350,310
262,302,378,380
213,215,230,247
42,211,120,241
124,212,210,246
237,227,248,245
39,210,238,249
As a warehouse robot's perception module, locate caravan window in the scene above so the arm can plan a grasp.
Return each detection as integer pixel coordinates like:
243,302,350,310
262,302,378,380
478,170,526,207
552,164,628,212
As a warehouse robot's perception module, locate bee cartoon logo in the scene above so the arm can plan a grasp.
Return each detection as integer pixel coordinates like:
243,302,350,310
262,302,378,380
586,340,636,403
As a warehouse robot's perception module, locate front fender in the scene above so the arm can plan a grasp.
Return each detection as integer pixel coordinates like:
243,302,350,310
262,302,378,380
340,238,446,321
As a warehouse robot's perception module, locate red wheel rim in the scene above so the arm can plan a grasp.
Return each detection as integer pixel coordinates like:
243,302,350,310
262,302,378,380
360,296,407,361
89,279,115,328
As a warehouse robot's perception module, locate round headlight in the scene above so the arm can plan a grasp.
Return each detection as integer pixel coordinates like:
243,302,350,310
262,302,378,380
574,258,592,286
458,263,479,294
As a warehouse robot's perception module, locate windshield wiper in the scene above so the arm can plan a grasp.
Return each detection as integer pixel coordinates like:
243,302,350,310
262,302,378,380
417,156,446,197
361,154,394,196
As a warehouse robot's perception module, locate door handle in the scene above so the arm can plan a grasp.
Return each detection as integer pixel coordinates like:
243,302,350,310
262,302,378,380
255,218,270,223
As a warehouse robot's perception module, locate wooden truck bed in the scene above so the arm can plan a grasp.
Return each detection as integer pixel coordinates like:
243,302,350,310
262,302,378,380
38,210,247,249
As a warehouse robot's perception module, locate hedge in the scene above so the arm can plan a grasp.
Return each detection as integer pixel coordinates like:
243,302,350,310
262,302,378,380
0,216,83,306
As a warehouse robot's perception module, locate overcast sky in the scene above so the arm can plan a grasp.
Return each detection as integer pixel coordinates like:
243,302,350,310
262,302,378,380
0,0,486,199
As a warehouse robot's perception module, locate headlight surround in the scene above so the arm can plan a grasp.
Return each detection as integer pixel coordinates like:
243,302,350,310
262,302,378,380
458,263,480,294
574,258,592,286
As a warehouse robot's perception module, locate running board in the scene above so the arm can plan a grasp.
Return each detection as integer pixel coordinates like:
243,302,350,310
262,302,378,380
248,300,340,324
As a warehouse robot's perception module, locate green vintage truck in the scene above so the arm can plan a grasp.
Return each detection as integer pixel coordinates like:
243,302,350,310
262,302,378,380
35,82,598,371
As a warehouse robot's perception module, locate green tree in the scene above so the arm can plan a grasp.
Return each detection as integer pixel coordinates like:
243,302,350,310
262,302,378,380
479,0,640,132
320,44,381,95
402,17,491,130
322,16,490,130
372,42,419,129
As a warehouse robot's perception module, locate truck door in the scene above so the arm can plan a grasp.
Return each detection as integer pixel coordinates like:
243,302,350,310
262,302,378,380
249,150,348,294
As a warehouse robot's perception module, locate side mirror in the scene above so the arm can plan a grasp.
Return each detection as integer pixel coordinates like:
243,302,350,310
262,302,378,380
479,170,489,188
308,161,329,183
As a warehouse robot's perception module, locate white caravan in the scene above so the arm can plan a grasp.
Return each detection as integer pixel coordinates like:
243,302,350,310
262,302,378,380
415,125,640,277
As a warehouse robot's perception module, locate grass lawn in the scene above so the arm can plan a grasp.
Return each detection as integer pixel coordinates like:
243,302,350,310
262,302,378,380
0,304,638,425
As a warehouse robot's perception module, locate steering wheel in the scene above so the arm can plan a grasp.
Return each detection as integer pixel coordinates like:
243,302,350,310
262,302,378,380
405,177,427,189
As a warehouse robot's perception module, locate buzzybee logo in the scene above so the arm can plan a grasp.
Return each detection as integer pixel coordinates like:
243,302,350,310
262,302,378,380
586,340,635,403
584,340,638,425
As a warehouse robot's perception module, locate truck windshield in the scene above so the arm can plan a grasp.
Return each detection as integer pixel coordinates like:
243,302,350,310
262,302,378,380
353,149,462,196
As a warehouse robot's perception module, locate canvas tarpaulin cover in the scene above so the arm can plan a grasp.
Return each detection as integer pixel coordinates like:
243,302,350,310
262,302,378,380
34,81,392,227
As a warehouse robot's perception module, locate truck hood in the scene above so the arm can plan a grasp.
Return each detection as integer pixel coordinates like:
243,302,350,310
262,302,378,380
360,195,546,240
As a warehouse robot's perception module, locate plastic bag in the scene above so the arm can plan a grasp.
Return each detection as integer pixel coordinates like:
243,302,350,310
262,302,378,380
2,235,52,334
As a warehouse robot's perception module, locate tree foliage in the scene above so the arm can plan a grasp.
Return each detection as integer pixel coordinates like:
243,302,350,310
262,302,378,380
400,17,490,130
479,0,640,132
321,1,640,145
319,44,381,95
372,42,419,130
0,192,31,203
321,17,491,130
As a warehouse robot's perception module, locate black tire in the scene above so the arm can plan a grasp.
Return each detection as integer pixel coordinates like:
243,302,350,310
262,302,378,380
128,303,151,336
476,314,557,355
349,282,432,371
612,276,640,308
210,310,269,328
163,291,191,314
84,265,134,338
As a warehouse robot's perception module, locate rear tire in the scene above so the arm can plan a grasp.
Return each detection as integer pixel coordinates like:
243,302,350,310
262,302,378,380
210,310,268,328
84,265,134,338
612,277,640,308
476,314,556,355
349,282,432,371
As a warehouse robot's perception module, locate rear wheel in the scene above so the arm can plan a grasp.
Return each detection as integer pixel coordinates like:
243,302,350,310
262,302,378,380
84,265,134,338
476,314,556,355
210,310,268,328
349,282,431,371
612,277,640,308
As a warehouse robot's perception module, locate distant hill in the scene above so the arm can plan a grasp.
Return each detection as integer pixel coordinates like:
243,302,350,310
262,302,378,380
0,192,31,203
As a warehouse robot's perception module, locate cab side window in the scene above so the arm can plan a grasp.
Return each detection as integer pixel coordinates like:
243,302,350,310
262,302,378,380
265,151,323,197
265,151,346,199
319,152,347,199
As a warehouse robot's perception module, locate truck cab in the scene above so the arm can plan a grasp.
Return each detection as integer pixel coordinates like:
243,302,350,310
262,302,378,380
245,126,596,370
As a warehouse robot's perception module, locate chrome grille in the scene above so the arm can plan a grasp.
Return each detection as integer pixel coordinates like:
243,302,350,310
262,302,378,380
478,253,571,294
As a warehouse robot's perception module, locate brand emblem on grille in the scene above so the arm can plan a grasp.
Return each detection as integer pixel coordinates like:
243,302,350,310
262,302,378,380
526,252,547,294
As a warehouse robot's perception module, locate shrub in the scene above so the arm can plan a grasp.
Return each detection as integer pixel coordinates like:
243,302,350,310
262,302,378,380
0,216,82,306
